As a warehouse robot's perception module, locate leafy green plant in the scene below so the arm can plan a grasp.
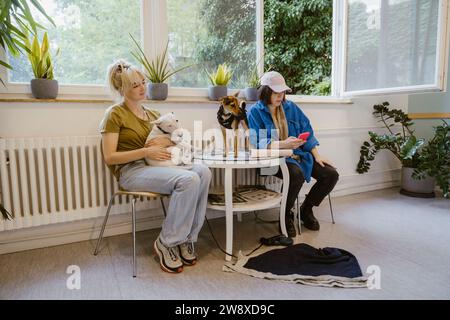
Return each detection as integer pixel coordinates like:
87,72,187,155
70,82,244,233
357,102,424,174
413,121,450,198
130,34,191,83
1,0,55,85
24,31,58,79
247,66,260,88
1,204,12,220
206,63,233,86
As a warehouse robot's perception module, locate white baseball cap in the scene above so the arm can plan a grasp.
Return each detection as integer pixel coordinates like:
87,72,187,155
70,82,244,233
260,71,292,93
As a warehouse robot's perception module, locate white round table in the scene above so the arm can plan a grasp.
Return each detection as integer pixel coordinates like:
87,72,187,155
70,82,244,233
193,152,290,261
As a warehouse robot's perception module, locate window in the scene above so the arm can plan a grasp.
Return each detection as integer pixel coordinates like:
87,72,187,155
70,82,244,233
8,0,141,85
264,0,333,96
167,0,257,89
342,0,449,95
2,0,449,98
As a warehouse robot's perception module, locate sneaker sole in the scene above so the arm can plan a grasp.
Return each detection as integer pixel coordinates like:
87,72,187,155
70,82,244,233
180,257,197,266
153,242,183,274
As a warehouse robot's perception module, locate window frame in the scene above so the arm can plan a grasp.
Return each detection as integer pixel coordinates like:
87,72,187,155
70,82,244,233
340,0,450,97
1,0,449,100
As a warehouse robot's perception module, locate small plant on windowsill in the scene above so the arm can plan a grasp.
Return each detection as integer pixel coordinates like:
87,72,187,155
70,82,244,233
206,63,233,101
357,102,437,198
130,34,191,101
24,31,60,99
244,63,260,101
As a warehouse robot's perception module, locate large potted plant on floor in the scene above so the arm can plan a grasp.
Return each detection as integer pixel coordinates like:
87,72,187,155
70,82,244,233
357,102,436,198
206,63,233,101
25,31,59,99
413,121,449,198
130,34,191,101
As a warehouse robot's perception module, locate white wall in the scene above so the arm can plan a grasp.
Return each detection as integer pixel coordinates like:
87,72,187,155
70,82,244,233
0,95,408,253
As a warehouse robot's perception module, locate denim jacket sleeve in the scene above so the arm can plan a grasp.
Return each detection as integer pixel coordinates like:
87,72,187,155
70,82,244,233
291,102,319,152
248,107,273,149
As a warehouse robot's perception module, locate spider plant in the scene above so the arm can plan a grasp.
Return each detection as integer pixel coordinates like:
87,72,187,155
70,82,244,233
130,34,191,83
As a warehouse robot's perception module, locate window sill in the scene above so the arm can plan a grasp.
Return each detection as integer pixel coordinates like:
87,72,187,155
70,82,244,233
0,93,353,104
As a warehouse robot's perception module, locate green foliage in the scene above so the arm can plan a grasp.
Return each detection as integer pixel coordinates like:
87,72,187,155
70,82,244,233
24,31,58,79
357,102,424,174
130,34,191,84
0,0,54,85
264,0,332,95
9,0,141,84
413,121,450,198
188,0,256,88
206,63,233,86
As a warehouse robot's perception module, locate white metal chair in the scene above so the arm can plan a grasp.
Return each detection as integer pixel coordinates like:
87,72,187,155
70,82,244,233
93,189,169,278
93,140,169,277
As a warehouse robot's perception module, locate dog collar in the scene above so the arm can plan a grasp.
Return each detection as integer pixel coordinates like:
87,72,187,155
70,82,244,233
157,125,171,135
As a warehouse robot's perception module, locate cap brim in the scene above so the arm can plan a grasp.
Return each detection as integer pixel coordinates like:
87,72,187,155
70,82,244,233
268,85,292,93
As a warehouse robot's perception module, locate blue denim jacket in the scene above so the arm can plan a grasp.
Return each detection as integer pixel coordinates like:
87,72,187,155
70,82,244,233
248,100,319,182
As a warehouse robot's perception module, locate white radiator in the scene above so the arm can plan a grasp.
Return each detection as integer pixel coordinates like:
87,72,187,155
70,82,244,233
0,135,281,232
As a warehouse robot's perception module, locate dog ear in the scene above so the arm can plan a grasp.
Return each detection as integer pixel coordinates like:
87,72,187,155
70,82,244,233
233,91,240,98
240,101,246,109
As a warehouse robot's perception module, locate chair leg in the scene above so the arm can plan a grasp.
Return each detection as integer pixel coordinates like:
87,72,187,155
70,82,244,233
131,197,137,278
160,198,167,217
94,193,116,255
328,194,335,224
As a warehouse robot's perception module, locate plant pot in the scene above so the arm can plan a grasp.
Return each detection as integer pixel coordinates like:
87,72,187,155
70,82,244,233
400,167,435,198
147,83,168,100
244,87,258,101
208,85,227,101
30,78,58,99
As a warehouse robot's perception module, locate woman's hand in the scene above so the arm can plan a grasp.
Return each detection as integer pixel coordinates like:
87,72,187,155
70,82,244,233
314,155,335,168
145,136,175,148
281,136,306,149
144,146,172,161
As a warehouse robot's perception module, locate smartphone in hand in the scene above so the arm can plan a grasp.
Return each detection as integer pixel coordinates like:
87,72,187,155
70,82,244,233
298,132,310,140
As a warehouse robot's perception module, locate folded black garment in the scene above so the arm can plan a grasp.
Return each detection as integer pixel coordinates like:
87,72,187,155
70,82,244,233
244,243,363,278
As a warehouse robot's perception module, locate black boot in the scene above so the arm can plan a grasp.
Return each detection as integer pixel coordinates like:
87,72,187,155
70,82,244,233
279,211,296,237
300,203,320,231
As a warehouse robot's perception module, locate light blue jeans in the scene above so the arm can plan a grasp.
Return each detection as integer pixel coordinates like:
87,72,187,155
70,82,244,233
119,160,212,247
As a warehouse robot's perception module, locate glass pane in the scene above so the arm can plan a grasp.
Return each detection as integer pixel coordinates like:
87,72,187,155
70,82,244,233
346,0,439,92
263,0,333,96
167,0,257,89
8,0,140,85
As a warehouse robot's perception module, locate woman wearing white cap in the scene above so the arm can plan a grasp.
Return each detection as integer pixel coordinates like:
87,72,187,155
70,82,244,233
248,71,339,236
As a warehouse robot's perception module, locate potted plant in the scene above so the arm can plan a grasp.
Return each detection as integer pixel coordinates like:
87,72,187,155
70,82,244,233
413,121,449,198
244,64,260,101
206,63,232,101
1,0,55,86
357,102,436,198
24,31,59,99
130,34,191,101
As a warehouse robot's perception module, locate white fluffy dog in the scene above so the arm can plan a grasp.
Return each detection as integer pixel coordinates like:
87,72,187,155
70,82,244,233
145,112,192,168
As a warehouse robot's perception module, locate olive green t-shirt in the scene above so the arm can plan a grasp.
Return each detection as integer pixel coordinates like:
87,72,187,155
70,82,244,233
99,102,160,180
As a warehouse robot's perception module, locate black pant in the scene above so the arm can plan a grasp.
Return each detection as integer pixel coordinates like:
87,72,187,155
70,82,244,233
274,161,339,216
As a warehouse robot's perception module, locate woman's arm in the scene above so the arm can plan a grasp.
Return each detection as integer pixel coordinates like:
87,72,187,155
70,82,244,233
311,146,335,168
102,132,171,165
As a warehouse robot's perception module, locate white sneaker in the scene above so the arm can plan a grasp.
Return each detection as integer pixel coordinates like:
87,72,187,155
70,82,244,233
178,242,197,266
154,237,183,273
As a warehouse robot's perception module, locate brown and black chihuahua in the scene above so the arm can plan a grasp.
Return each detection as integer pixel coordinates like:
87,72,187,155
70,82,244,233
217,92,249,158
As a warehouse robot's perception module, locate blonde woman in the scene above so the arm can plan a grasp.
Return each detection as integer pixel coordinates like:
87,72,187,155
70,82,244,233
99,59,211,273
